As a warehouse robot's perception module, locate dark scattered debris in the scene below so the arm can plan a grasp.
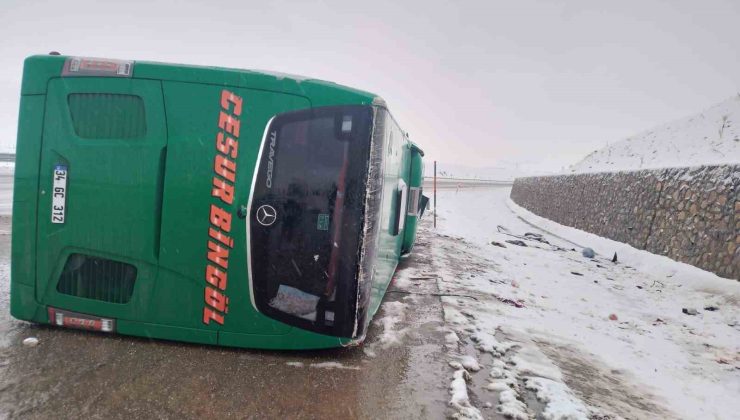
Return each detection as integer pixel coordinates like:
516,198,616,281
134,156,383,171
523,232,549,244
582,248,595,258
490,241,507,248
636,285,643,289
682,308,699,316
505,240,527,247
571,271,584,276
612,252,618,263
704,306,719,312
493,294,525,308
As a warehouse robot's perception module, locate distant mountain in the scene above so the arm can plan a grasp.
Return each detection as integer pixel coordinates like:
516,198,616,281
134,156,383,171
570,95,740,173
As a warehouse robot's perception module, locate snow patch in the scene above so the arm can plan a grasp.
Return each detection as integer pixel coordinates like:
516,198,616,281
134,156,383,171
377,301,408,347
471,331,514,356
459,355,481,372
309,362,361,370
509,345,563,382
524,377,590,420
445,331,460,345
497,388,529,420
449,369,483,420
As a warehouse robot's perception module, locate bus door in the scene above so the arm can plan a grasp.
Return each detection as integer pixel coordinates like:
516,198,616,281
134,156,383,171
36,77,166,319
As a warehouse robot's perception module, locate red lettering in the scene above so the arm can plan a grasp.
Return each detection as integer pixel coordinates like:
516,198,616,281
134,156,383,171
205,264,228,290
216,132,239,159
209,227,234,248
214,154,237,183
203,306,224,325
218,111,240,138
211,177,234,205
207,240,229,269
202,91,244,326
220,90,243,117
204,286,229,312
209,204,232,232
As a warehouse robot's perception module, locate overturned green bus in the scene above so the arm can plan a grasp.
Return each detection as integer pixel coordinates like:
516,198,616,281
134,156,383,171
10,55,427,349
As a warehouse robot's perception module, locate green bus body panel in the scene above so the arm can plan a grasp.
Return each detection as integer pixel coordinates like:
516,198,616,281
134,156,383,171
11,94,45,288
36,77,166,322
11,55,419,350
155,81,306,335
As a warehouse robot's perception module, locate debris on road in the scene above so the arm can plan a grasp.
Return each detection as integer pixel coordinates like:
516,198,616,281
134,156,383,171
682,308,699,316
609,314,619,321
704,306,719,312
653,318,666,326
571,271,584,276
490,240,507,248
582,247,595,258
523,232,550,244
493,294,525,308
505,239,527,247
22,337,39,347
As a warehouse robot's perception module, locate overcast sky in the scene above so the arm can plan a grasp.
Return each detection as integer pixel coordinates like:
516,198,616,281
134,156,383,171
1,0,738,171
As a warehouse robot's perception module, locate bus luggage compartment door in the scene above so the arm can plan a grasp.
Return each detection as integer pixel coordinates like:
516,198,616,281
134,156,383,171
35,78,166,318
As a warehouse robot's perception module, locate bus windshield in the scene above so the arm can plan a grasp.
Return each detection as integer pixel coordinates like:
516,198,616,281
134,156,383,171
249,105,374,337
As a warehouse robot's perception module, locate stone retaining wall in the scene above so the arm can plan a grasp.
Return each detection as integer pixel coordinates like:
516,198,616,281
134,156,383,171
510,165,739,280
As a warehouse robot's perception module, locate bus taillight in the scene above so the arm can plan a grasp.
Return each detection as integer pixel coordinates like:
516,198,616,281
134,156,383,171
47,307,115,333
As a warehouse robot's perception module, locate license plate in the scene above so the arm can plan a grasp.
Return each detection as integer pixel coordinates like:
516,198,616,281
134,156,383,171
51,165,67,224
48,307,115,332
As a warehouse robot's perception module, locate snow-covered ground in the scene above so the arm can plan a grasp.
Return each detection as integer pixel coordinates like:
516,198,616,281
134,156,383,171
417,187,738,419
0,165,13,216
570,95,740,173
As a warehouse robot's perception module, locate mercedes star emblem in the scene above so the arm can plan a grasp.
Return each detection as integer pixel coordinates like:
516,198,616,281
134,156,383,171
256,204,277,226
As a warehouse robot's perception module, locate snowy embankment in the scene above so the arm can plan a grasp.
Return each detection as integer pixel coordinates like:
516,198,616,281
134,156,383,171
431,187,738,419
570,95,740,173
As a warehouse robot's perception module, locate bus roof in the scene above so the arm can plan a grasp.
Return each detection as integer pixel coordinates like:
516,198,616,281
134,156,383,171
21,54,380,108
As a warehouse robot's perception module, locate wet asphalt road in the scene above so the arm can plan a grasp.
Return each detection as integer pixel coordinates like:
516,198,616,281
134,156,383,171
0,205,451,419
